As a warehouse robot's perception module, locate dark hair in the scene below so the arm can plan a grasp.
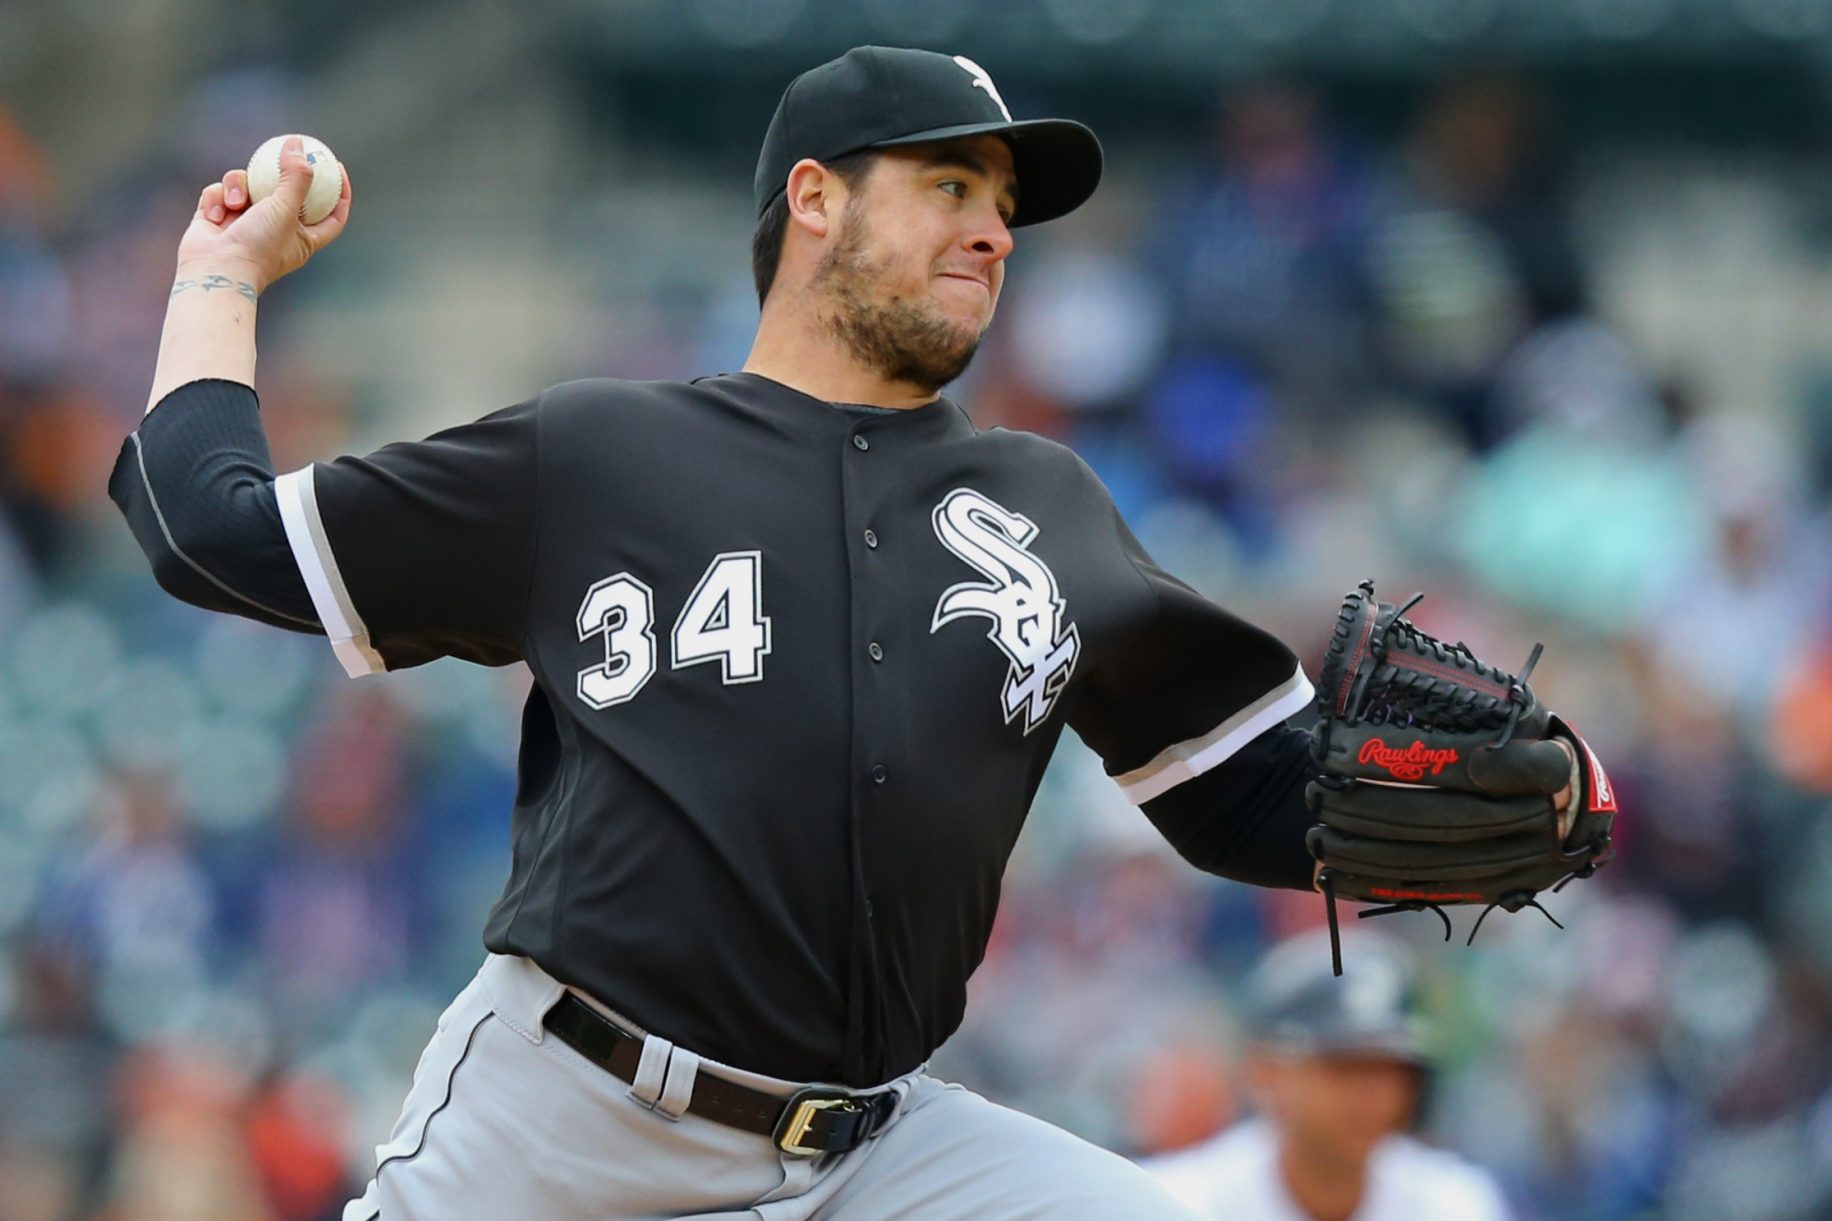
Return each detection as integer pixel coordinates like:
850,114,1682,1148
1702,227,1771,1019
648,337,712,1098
751,150,877,306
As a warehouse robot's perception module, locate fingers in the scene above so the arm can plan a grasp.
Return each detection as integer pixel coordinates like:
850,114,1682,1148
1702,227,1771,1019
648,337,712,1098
314,161,352,231
275,135,312,204
198,169,255,227
296,167,351,263
199,182,226,225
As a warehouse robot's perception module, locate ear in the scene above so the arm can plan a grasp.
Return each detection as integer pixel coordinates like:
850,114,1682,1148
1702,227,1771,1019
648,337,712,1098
785,158,840,239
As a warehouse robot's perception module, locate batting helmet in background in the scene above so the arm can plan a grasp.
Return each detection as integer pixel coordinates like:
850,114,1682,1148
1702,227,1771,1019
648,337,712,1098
1244,928,1431,1065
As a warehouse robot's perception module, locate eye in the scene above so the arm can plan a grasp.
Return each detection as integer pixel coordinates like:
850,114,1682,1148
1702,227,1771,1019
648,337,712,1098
939,180,967,199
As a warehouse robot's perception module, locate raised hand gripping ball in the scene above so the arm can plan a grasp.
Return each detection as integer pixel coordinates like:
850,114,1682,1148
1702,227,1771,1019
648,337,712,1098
246,134,343,225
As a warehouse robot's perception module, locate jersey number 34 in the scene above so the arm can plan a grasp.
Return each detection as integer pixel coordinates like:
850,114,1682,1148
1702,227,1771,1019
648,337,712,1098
574,551,772,709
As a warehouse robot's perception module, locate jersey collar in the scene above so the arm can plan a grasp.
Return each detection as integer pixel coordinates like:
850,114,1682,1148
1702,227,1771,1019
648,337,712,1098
715,372,976,441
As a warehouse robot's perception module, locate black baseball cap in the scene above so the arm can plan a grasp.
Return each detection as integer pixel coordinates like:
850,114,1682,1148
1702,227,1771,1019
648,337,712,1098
754,46,1103,229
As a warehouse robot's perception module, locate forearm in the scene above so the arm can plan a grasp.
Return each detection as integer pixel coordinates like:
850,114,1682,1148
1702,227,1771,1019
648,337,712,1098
149,132,352,410
113,141,353,626
1141,723,1318,890
145,259,263,415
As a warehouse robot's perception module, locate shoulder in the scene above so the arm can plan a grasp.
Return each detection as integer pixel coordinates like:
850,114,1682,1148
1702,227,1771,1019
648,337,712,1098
521,377,736,449
1372,1136,1511,1220
535,374,845,437
966,422,1084,465
535,377,702,416
1138,1120,1277,1208
962,423,1113,499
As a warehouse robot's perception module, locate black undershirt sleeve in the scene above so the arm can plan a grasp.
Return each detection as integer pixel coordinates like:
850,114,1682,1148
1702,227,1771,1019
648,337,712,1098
107,379,322,632
1139,722,1318,891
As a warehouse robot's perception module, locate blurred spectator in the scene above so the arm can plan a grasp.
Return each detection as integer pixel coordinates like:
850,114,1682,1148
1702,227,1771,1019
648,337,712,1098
1770,639,1832,792
0,106,68,387
250,689,424,1046
1454,995,1673,1220
1151,82,1386,419
1374,71,1592,455
1405,71,1587,330
1646,409,1829,715
0,940,118,1221
1007,246,1171,418
97,1043,276,1221
1490,318,1666,445
244,1071,356,1221
33,772,216,1004
1140,354,1279,553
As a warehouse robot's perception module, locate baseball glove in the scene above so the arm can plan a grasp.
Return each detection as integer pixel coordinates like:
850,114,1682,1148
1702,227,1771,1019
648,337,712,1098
1307,580,1617,974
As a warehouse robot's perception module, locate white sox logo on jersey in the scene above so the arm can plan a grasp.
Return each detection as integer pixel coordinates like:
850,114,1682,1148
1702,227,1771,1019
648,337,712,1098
930,488,1079,734
952,56,1013,122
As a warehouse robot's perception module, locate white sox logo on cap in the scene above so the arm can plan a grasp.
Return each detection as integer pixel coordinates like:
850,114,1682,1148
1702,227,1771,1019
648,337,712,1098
930,488,1079,734
952,55,1013,123
755,47,1102,227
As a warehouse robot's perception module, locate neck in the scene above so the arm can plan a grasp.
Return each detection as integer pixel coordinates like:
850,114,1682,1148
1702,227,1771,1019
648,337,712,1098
742,290,939,410
1278,1137,1370,1221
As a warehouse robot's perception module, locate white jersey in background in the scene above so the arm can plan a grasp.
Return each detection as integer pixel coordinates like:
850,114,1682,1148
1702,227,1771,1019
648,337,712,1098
1140,1117,1512,1221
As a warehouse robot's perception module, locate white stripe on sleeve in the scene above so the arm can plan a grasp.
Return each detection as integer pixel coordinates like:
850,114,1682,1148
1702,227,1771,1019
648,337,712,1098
1116,665,1315,804
274,465,386,677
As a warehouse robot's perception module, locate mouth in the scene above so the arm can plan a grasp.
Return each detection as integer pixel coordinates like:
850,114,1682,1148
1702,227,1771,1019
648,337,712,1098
937,271,990,292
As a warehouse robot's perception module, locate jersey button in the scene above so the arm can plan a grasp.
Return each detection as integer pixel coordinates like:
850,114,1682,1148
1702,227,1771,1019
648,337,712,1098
871,764,888,784
868,642,884,662
852,434,870,451
864,529,878,549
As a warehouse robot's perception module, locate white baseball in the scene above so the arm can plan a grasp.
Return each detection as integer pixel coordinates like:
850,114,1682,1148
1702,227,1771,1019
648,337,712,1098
245,134,343,225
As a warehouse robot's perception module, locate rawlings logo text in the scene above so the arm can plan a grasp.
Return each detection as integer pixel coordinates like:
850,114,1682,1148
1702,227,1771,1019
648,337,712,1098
1358,738,1461,781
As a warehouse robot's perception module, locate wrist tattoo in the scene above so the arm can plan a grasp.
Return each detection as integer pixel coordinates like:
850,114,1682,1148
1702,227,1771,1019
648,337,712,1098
171,275,259,304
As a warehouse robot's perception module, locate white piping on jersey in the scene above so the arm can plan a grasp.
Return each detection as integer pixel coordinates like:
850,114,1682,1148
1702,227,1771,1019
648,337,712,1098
1116,664,1315,804
128,433,321,629
274,464,386,677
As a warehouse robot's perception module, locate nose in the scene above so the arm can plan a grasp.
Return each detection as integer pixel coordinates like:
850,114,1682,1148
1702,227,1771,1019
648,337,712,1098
966,211,1014,263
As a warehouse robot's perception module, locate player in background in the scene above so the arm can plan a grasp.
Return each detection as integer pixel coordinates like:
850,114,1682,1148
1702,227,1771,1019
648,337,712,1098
1140,930,1511,1221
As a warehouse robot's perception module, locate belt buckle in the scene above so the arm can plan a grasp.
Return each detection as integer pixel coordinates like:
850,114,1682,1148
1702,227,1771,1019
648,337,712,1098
773,1088,862,1157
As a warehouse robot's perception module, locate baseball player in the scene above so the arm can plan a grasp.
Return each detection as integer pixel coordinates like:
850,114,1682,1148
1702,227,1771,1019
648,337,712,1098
1141,930,1512,1221
109,45,1599,1220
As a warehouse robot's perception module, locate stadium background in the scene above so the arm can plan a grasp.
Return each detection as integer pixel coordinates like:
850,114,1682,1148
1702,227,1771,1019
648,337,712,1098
5,1,1832,1217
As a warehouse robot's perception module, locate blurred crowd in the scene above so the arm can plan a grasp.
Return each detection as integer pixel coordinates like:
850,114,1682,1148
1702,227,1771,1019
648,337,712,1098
3,45,1832,1221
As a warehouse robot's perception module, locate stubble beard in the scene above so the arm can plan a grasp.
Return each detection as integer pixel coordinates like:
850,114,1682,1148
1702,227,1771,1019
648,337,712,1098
812,201,987,396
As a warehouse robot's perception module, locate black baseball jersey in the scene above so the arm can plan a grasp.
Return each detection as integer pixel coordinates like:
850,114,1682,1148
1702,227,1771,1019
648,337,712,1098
127,372,1312,1086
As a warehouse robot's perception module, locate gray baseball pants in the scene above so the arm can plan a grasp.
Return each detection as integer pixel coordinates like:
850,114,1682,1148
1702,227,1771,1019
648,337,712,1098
342,954,1199,1220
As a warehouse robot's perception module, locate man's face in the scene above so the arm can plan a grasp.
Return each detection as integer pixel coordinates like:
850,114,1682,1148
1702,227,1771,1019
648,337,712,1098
810,134,1019,394
1251,1050,1421,1168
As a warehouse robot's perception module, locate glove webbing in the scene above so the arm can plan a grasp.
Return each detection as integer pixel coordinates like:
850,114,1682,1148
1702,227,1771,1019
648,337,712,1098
1338,589,1538,737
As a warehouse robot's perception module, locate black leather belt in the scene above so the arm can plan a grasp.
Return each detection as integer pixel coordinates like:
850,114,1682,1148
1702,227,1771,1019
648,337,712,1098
541,992,897,1157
